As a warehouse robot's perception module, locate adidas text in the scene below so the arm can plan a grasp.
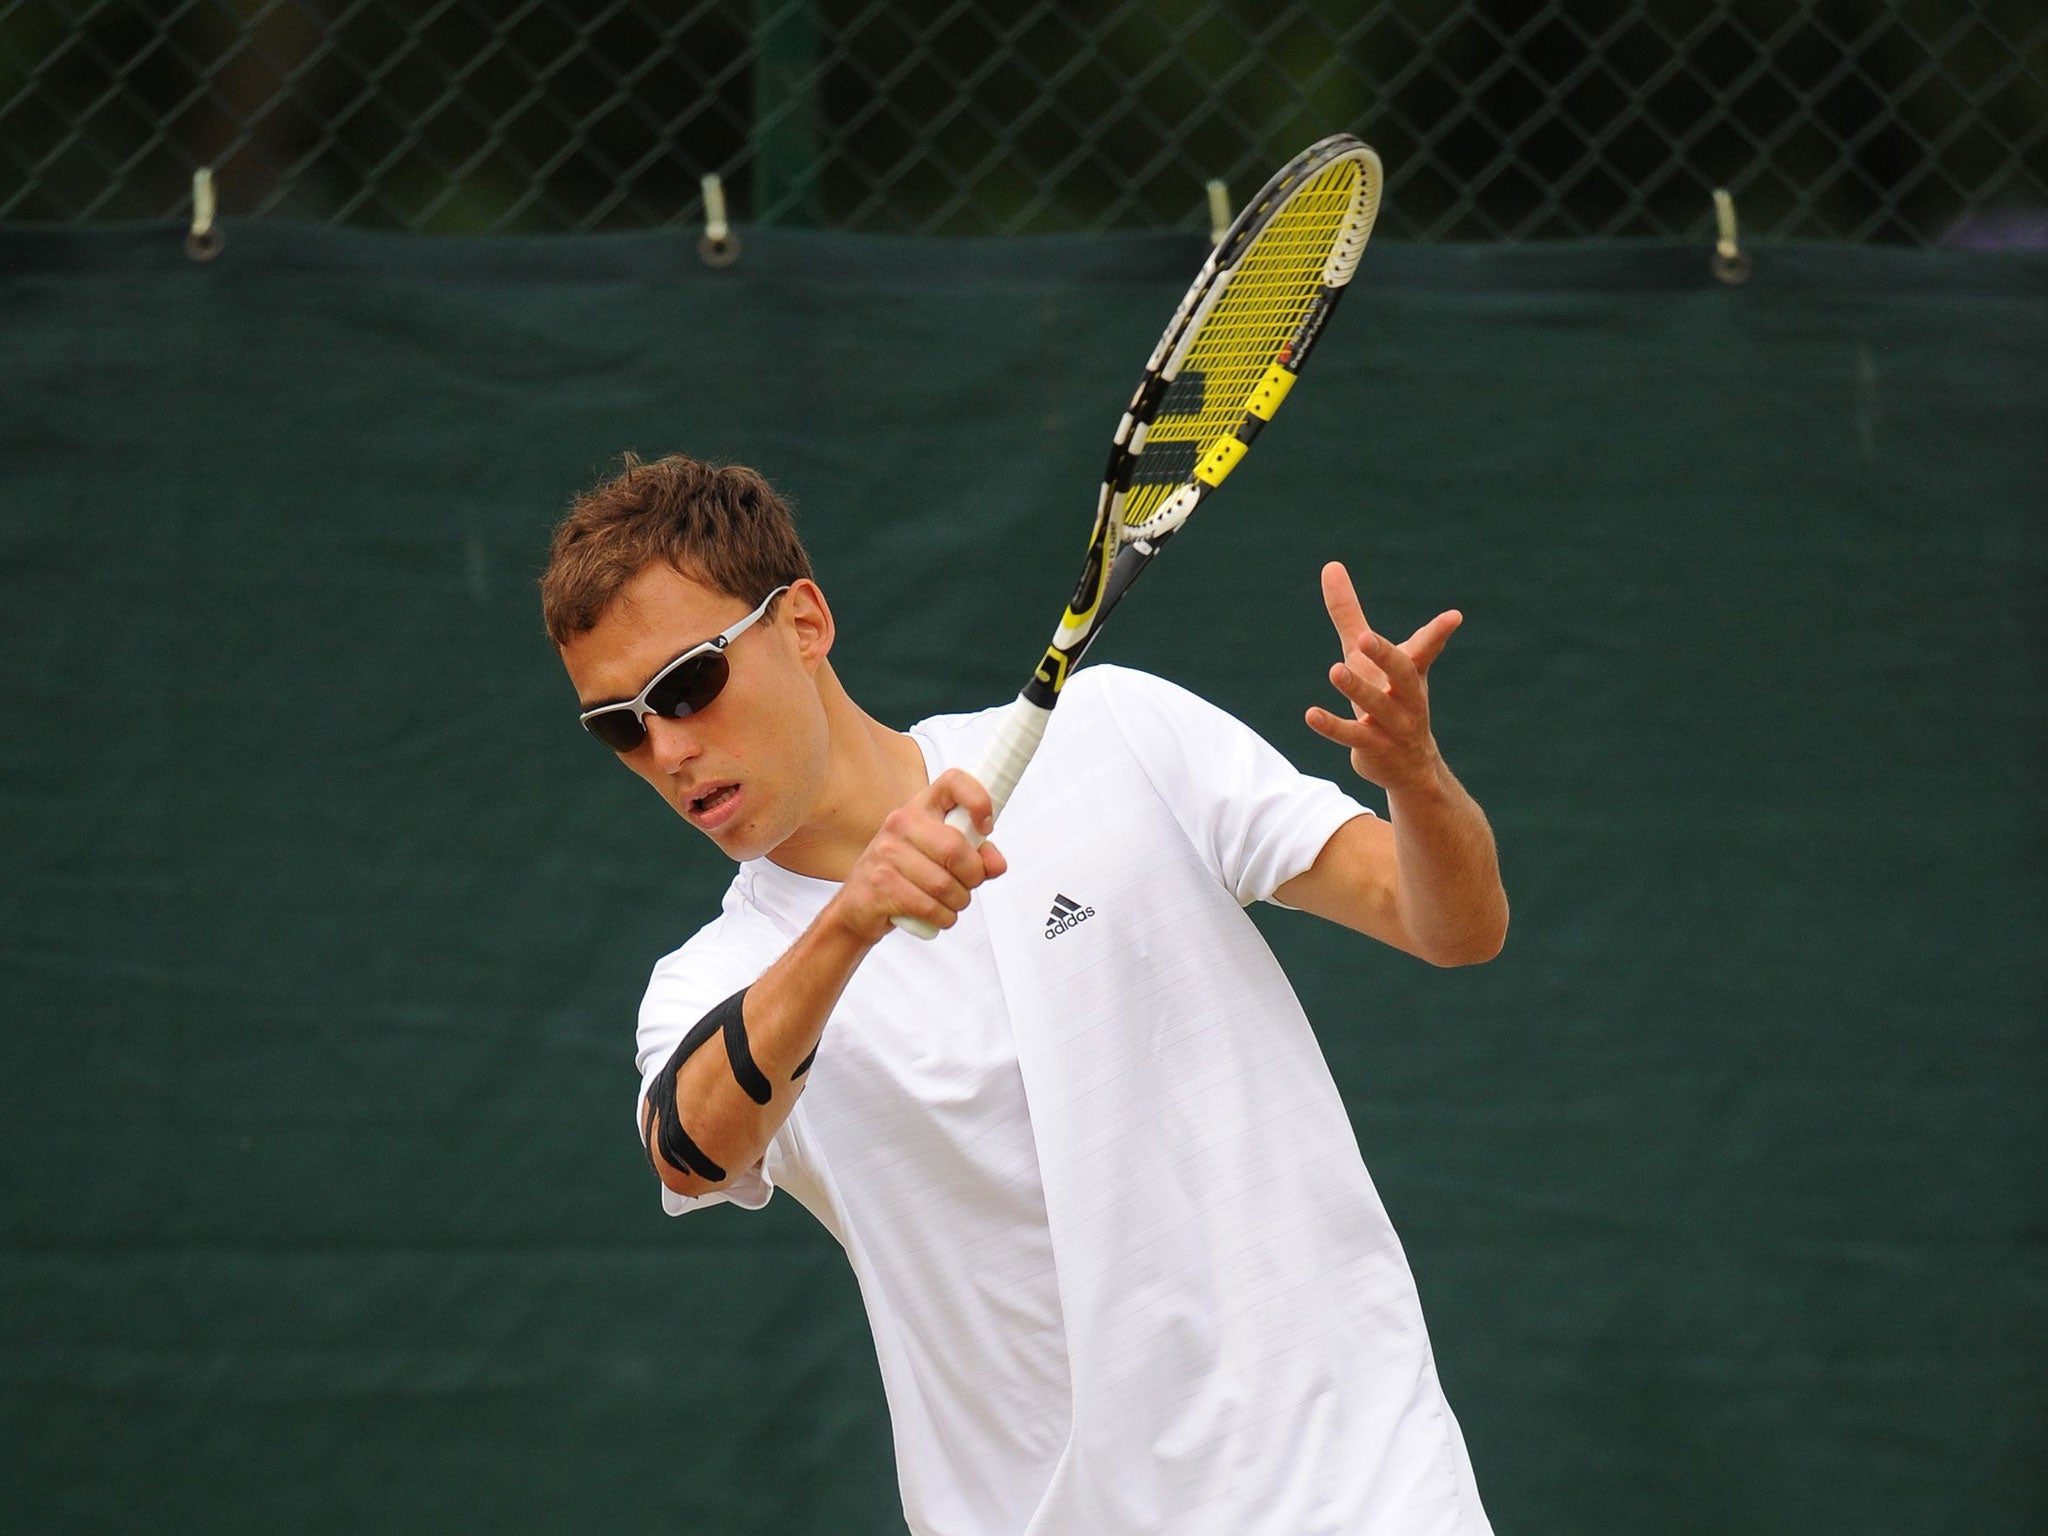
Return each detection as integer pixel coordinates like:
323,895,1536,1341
1044,894,1096,938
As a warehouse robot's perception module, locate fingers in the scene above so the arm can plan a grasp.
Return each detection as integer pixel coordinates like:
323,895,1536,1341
1305,703,1376,748
928,768,995,837
1312,567,1464,795
1321,642,1425,757
887,802,989,896
869,840,977,933
1331,653,1388,701
1322,562,1413,689
1403,610,1462,676
856,771,1007,936
876,860,971,930
895,830,1003,930
1323,560,1464,660
927,767,1006,882
1320,561,1371,650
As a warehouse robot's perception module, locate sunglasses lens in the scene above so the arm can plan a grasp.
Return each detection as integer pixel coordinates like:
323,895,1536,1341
645,652,729,722
583,708,648,754
579,642,737,754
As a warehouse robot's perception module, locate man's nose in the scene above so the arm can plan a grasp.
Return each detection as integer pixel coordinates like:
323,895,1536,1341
643,712,703,772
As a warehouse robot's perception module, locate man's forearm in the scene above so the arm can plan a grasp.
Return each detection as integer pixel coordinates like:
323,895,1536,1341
654,901,876,1196
1385,756,1508,966
646,767,1007,1196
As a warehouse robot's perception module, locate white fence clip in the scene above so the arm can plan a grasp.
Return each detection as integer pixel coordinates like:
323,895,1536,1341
187,167,222,262
1206,178,1231,247
1711,187,1750,285
699,173,740,268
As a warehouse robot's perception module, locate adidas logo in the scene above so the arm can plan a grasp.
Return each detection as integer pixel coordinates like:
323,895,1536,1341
1044,893,1096,939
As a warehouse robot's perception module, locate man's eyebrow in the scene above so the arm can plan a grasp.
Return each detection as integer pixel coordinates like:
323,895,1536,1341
576,633,715,714
576,666,655,715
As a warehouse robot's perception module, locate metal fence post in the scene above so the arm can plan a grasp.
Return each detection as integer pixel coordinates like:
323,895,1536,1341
753,0,822,226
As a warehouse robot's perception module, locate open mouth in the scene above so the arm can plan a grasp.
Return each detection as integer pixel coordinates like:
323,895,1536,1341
689,783,741,818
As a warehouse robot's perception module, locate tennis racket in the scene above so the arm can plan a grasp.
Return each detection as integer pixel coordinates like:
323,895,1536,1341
896,134,1383,939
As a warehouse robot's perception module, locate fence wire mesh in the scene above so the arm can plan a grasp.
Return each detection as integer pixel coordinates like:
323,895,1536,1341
3,0,2044,242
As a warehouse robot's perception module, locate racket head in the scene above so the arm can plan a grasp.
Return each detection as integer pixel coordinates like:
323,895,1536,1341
1028,136,1383,705
1113,136,1382,540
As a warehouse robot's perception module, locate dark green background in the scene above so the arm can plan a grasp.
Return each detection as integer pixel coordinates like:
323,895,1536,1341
1,226,2041,1533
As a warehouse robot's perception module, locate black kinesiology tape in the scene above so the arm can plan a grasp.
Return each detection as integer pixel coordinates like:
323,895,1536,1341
643,988,818,1183
643,994,734,1183
720,989,773,1106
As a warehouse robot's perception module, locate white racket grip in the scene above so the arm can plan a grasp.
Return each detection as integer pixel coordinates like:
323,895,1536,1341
892,695,1053,940
962,694,1053,832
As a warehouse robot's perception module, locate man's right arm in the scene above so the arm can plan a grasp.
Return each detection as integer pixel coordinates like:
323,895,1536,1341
644,768,1006,1200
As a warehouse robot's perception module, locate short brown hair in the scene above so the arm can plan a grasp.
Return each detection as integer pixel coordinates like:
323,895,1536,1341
540,453,814,645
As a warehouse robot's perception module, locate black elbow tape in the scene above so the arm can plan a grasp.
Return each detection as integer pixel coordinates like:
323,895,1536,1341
643,986,787,1184
643,982,818,1185
717,989,774,1106
643,999,734,1184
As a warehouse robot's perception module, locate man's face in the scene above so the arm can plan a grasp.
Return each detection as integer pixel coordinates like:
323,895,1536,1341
559,562,831,863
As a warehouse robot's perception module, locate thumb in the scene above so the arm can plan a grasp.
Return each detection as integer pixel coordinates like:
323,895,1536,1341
1404,610,1463,675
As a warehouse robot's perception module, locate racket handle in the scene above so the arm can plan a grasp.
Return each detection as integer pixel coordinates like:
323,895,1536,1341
892,696,1052,941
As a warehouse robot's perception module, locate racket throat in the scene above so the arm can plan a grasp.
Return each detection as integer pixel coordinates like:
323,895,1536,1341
1101,535,1164,614
1022,537,1165,710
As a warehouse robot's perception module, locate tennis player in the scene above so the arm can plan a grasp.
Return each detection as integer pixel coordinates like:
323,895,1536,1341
545,453,1508,1536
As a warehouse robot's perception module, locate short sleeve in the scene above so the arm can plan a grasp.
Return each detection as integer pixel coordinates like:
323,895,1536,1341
635,912,786,1217
1085,665,1372,905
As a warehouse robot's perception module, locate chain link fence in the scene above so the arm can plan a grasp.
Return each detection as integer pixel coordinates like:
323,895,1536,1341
3,0,2044,242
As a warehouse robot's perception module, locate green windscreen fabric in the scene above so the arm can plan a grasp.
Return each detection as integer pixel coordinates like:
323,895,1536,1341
1,225,2041,1535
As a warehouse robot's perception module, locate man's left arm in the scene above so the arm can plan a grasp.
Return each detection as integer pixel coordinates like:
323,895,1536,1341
1272,561,1509,967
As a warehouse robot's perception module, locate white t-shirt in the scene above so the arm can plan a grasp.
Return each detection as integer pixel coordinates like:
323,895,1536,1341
635,665,1493,1536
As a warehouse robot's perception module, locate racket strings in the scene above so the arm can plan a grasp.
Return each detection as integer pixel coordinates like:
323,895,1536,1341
1120,159,1364,528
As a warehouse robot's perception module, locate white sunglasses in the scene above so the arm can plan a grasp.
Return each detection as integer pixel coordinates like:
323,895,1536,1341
578,585,789,752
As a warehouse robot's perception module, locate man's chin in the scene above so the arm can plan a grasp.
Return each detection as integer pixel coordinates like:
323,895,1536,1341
715,831,779,863
685,806,782,864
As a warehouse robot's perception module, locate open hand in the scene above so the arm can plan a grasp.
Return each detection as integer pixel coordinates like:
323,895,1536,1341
1305,561,1460,795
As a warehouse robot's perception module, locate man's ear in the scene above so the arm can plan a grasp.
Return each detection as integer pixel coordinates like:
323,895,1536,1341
782,578,834,670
